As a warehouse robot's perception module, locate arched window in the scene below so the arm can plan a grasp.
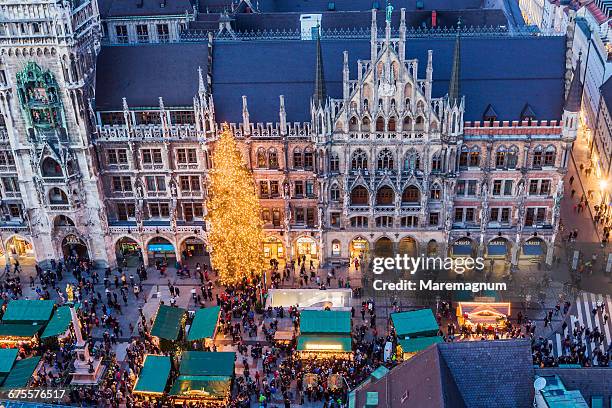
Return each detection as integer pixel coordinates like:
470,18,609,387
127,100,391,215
350,186,369,205
388,117,396,132
430,183,441,200
329,154,340,172
331,239,341,255
469,147,480,167
532,146,543,168
507,146,519,169
403,150,420,171
405,98,411,108
351,149,368,170
293,148,303,168
49,187,68,204
430,121,438,131
415,116,424,131
403,116,412,131
330,184,340,202
495,146,507,168
350,216,368,228
375,216,394,227
256,148,267,168
304,148,314,169
268,148,278,169
431,153,442,172
41,157,63,177
544,146,556,166
376,116,385,132
363,99,369,110
401,185,420,203
377,149,394,170
362,116,370,130
416,100,425,112
459,146,469,169
376,186,395,205
349,116,358,131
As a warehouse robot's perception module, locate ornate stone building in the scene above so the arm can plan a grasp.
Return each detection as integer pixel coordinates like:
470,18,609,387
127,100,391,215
0,1,576,270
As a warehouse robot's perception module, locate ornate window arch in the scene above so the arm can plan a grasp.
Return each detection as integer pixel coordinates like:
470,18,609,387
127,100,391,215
350,185,369,205
495,146,507,168
362,116,371,130
351,149,368,170
532,145,543,168
349,116,359,131
376,185,395,205
303,147,314,169
415,115,425,131
377,149,394,170
293,147,303,168
469,146,480,167
507,145,519,169
430,183,441,200
268,148,278,169
329,153,340,172
330,184,340,202
256,147,267,168
459,145,469,168
544,145,556,166
388,117,396,132
431,152,442,172
376,116,385,132
403,116,412,131
401,185,420,203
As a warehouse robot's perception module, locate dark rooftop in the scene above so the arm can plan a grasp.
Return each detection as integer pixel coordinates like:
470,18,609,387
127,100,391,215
99,0,195,18
95,43,208,110
535,368,612,406
351,339,534,408
252,0,484,13
212,35,566,123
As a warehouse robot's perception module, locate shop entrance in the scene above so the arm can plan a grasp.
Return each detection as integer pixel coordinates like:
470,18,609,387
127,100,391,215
180,236,208,267
62,234,89,262
147,237,175,265
115,237,142,268
263,237,285,261
350,237,369,271
5,236,35,265
398,237,417,257
294,236,318,269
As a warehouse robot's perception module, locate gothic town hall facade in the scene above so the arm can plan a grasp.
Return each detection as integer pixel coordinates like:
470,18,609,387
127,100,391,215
0,0,578,269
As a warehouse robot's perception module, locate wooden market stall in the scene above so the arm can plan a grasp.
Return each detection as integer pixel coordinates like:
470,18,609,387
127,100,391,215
296,310,352,359
0,324,41,348
169,351,235,407
151,305,186,350
0,348,18,385
186,306,220,349
390,309,440,339
0,356,42,389
397,336,444,360
456,302,511,329
133,355,171,402
1,300,55,324
40,305,74,344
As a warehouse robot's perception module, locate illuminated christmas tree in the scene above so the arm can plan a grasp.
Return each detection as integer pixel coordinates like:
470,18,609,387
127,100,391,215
206,125,266,285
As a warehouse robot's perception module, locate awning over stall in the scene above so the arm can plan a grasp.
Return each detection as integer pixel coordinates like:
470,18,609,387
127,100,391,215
391,309,439,339
296,335,352,353
523,238,544,256
398,336,444,354
487,238,508,256
0,348,18,373
299,310,351,334
0,356,41,389
169,375,232,398
0,324,42,338
2,300,54,323
452,239,473,256
133,355,171,395
179,351,235,377
187,306,220,341
151,305,186,341
41,306,73,339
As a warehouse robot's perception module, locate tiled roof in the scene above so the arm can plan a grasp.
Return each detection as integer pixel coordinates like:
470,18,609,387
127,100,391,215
99,0,195,18
212,35,566,123
252,0,483,13
437,339,534,408
95,43,208,110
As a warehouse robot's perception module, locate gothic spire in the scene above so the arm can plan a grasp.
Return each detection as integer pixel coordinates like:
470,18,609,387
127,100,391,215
448,27,461,106
564,54,583,113
313,27,326,107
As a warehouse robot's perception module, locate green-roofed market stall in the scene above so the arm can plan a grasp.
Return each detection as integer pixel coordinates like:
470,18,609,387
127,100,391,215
0,348,18,373
391,309,439,339
133,355,171,395
0,356,41,389
151,305,185,341
187,306,220,342
41,306,73,339
169,352,235,405
2,300,54,324
398,336,444,359
299,310,351,334
296,335,352,353
0,323,41,338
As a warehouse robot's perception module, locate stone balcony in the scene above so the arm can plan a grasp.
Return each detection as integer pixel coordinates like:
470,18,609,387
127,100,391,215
97,124,206,141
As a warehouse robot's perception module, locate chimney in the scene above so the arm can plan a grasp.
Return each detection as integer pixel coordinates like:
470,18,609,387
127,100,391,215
431,10,437,28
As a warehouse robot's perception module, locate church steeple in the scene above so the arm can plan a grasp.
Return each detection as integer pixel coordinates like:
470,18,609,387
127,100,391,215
564,54,583,113
448,30,461,106
313,27,326,107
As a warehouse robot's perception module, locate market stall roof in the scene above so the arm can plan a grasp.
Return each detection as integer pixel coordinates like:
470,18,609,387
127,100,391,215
0,324,42,338
0,356,41,389
169,375,232,398
299,310,351,334
133,355,171,395
0,348,18,373
187,306,220,341
370,366,390,380
398,336,444,354
2,300,54,323
179,351,235,377
151,305,185,341
391,309,439,338
41,306,73,339
296,334,352,352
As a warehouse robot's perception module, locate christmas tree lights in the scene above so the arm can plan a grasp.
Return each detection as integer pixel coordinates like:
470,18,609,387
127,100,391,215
206,125,266,285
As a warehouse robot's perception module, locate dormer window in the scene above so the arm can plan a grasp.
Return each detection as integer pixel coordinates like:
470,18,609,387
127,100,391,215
483,104,497,126
521,103,536,125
